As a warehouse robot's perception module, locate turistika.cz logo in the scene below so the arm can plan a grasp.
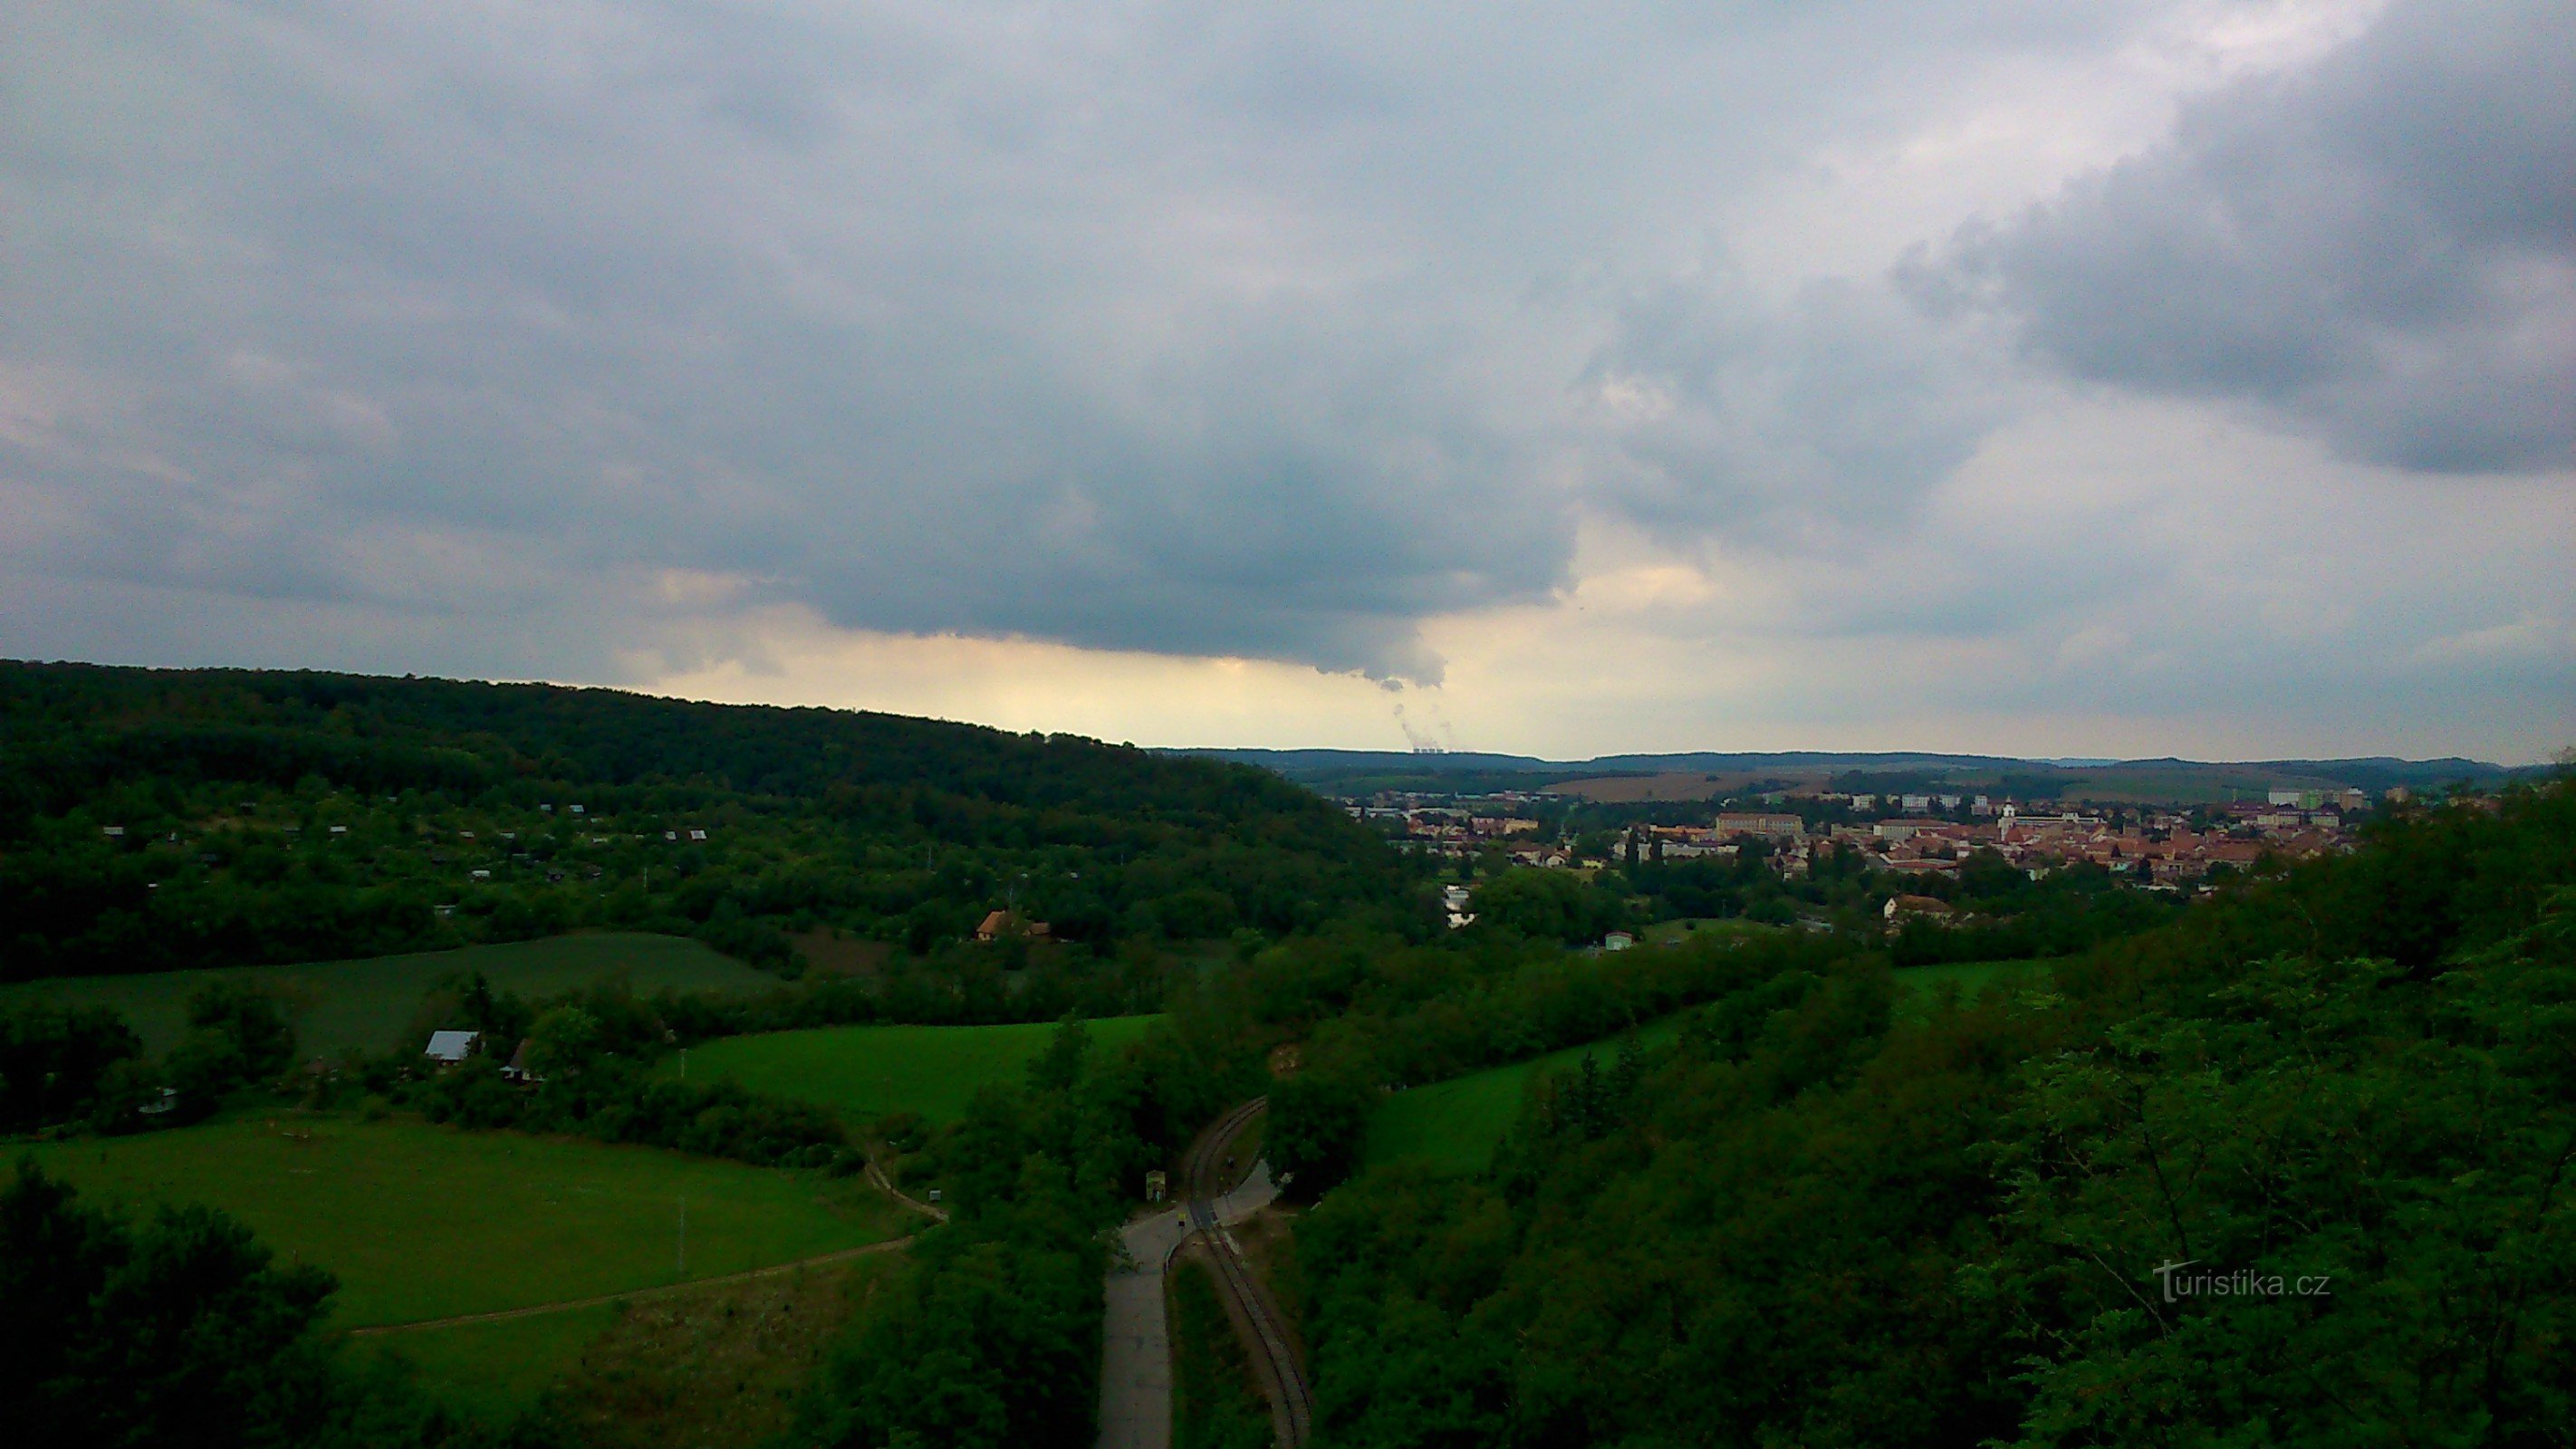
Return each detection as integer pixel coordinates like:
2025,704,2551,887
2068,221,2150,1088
2153,1260,2332,1303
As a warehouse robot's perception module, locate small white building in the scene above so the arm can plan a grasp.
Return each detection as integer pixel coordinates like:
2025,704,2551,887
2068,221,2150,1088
423,1030,482,1065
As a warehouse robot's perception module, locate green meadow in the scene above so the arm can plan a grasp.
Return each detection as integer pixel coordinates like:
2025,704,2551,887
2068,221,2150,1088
24,1114,910,1328
0,933,776,1056
666,1015,1165,1126
1366,1013,1690,1176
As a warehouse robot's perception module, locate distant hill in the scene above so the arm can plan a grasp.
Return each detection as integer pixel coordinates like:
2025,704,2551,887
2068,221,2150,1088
1174,746,2531,804
0,661,1413,982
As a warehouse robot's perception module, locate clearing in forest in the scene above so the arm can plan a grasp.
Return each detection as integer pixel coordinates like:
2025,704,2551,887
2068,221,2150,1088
666,1015,1165,1126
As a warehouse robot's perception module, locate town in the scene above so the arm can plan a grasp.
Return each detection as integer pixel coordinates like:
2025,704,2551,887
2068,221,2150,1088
1349,781,2410,888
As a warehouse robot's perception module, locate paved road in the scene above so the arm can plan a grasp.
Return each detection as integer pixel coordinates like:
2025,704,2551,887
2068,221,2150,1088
1096,1109,1282,1449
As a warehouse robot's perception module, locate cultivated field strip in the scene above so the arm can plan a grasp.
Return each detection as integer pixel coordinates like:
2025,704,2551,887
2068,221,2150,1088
1183,1099,1312,1448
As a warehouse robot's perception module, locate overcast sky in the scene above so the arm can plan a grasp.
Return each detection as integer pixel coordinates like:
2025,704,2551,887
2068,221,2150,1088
4,0,2568,761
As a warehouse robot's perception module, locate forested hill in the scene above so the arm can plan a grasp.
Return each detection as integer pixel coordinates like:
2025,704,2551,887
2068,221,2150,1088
0,661,1419,981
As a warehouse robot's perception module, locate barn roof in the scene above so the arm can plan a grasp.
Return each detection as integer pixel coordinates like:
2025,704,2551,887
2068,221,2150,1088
424,1030,481,1062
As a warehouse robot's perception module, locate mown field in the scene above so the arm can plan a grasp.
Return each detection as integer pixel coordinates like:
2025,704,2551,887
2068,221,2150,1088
375,1252,903,1432
665,1015,1165,1125
1365,1013,1691,1176
0,933,775,1055
24,1113,911,1328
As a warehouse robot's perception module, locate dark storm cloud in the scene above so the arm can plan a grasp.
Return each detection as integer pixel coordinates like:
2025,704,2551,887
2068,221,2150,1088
0,0,1582,681
3,0,2559,708
1913,0,2576,473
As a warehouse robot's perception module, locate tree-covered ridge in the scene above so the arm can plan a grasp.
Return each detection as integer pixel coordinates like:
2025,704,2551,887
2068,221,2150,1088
1293,782,2576,1447
0,661,1423,980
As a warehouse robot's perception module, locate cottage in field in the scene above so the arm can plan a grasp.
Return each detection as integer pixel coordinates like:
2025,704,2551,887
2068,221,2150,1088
1882,894,1956,925
501,1037,541,1083
975,910,1052,942
423,1030,482,1066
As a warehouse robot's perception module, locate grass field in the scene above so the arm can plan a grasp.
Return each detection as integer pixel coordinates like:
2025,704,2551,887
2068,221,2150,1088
0,933,777,1056
665,1015,1165,1125
1365,1014,1690,1176
375,1303,622,1420
373,1252,900,1434
24,1114,911,1328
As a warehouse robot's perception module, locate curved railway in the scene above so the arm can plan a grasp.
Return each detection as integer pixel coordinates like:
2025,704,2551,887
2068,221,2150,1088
1181,1098,1313,1448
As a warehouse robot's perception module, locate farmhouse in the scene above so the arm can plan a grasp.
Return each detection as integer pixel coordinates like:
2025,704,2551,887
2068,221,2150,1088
1883,894,1956,924
975,909,1053,942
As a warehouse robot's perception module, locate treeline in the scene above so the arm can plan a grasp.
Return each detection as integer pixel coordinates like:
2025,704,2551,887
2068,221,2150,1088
1883,848,2185,965
0,661,1427,981
5,969,859,1171
1289,782,2576,1445
1469,834,2184,949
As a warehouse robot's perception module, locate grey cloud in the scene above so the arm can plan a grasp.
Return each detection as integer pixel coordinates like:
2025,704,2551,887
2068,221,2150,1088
0,0,1590,681
3,0,2499,697
1912,0,2576,473
1581,271,2007,536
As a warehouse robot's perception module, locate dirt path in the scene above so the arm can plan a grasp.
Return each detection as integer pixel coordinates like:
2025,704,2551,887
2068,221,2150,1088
348,1235,918,1337
866,1156,949,1222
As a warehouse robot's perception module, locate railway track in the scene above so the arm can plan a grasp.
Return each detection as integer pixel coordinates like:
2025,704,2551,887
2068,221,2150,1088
1180,1098,1313,1448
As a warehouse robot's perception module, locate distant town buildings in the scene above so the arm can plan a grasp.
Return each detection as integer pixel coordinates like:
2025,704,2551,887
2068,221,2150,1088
1348,775,2393,886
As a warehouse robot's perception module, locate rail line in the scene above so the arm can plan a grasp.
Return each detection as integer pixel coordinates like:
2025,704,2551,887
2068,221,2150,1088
1181,1098,1313,1448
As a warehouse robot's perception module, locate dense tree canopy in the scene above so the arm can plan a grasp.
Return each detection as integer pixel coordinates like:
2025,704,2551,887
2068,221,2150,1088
0,662,1424,981
1293,782,2576,1447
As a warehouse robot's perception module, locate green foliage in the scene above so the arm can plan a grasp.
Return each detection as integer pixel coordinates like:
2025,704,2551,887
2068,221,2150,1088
0,1159,506,1449
0,660,1418,983
1982,922,2576,1444
794,1025,1177,1447
1469,868,1629,944
24,1116,908,1329
409,1054,851,1169
1290,782,2576,1447
1888,853,2184,966
0,933,777,1058
520,1005,601,1079
801,1205,1101,1448
1169,1255,1273,1449
3,1159,341,1447
1025,1015,1092,1095
0,999,142,1131
1266,1070,1377,1194
667,1015,1166,1128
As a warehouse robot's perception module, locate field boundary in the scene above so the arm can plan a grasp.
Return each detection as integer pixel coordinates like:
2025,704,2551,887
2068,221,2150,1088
348,1235,917,1336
